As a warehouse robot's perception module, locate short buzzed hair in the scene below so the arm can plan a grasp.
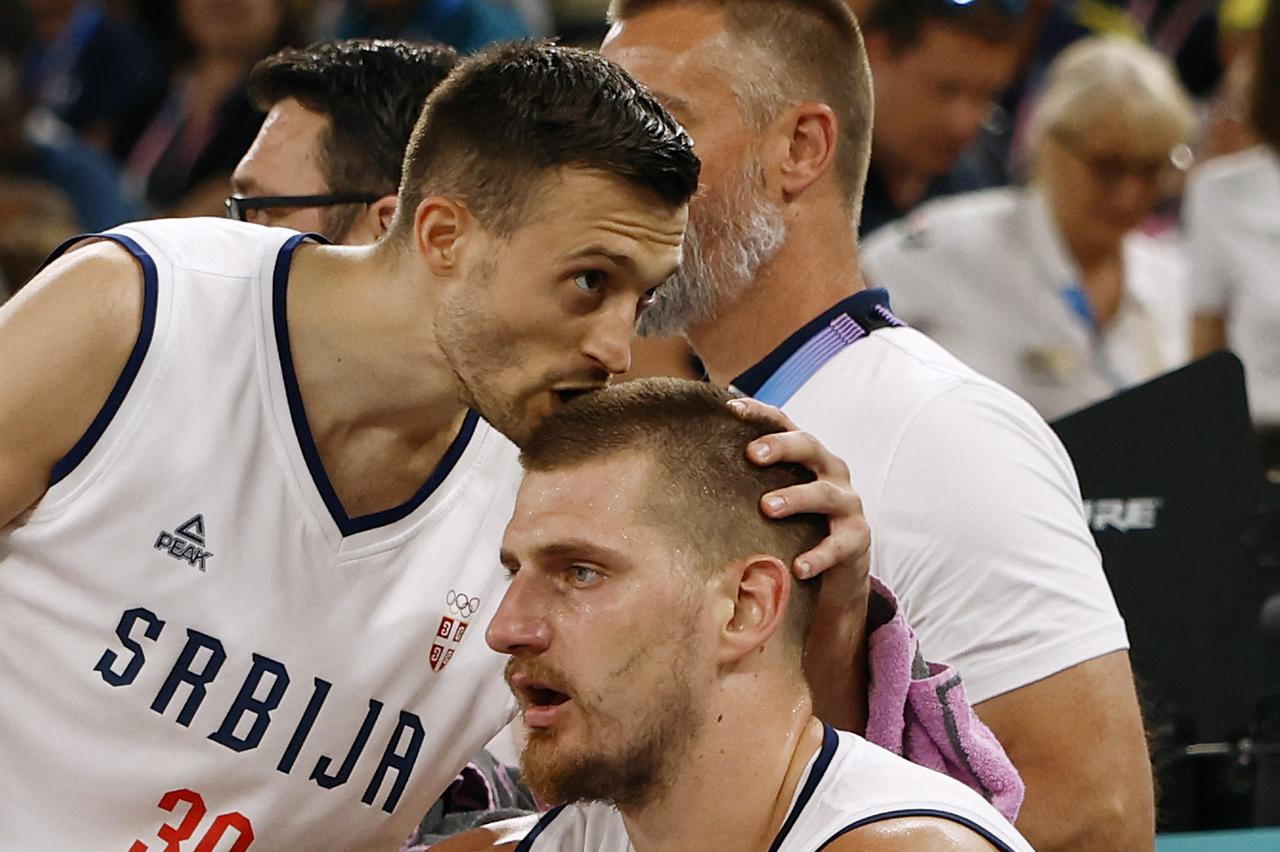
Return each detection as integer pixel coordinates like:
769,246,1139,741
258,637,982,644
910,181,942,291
390,41,700,240
1252,0,1280,153
521,378,824,645
608,0,874,215
248,39,460,240
863,0,1023,52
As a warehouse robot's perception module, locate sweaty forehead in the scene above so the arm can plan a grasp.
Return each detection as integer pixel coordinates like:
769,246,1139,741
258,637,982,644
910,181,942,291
503,455,668,555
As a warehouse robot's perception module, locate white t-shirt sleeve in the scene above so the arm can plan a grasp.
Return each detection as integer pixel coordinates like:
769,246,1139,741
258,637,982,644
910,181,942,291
1183,171,1234,315
871,381,1129,704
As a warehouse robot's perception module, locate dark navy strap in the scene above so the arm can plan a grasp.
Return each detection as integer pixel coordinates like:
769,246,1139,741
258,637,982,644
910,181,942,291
732,289,904,407
514,805,567,852
270,232,481,536
767,723,841,852
820,809,1019,851
39,233,160,485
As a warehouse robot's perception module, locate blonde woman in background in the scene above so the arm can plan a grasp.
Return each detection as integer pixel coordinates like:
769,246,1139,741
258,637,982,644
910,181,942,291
862,36,1195,420
1187,0,1280,469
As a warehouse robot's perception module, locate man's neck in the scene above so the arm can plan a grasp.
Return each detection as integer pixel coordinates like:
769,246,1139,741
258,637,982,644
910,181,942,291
688,211,866,386
284,242,470,515
620,699,825,852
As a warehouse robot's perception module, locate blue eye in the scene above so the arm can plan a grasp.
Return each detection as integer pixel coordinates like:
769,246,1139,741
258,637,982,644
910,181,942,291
574,271,605,293
569,564,602,586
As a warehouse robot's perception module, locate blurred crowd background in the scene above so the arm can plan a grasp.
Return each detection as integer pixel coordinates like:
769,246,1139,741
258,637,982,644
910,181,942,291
0,0,1277,460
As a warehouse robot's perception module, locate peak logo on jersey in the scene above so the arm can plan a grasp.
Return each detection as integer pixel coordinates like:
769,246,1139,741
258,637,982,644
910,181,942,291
154,514,213,572
430,590,480,672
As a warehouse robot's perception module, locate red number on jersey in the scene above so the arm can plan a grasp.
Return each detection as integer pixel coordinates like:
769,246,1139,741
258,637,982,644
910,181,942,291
130,788,254,850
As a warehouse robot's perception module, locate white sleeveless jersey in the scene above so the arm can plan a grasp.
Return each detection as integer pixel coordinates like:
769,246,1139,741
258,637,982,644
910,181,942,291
516,725,1033,852
0,218,522,851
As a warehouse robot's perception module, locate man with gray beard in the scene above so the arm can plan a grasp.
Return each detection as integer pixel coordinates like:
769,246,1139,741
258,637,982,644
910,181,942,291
601,1,1156,850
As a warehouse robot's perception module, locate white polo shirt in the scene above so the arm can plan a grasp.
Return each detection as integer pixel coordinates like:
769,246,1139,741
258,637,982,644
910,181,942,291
861,187,1189,421
731,290,1127,705
1184,145,1280,427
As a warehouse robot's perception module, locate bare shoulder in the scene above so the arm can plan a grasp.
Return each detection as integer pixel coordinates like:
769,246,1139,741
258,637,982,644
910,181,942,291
824,816,1003,851
0,238,146,526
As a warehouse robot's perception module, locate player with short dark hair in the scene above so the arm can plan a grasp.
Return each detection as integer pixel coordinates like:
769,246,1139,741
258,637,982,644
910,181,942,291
0,41,881,851
433,379,1031,852
232,38,460,243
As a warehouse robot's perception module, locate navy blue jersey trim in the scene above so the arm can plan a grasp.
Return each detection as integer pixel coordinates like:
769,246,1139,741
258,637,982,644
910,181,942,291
819,808,1018,851
271,233,480,536
514,805,567,851
43,234,159,485
767,722,840,852
732,289,898,397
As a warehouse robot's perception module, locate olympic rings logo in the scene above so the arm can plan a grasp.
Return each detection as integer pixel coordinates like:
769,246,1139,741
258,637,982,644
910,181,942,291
447,590,480,618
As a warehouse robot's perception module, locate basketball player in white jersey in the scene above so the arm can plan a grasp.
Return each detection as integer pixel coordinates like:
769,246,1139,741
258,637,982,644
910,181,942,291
432,379,1032,852
0,43,871,850
600,2,1155,848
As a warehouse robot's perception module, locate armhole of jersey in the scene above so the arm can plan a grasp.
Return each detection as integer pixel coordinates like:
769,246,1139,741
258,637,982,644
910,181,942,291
513,805,567,852
42,233,159,486
818,809,1018,852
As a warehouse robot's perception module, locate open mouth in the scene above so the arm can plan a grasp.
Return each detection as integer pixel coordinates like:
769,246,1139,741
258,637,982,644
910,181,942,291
527,685,571,708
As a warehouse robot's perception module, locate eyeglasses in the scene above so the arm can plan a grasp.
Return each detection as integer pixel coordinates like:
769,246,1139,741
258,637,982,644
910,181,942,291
1051,130,1194,186
224,193,383,222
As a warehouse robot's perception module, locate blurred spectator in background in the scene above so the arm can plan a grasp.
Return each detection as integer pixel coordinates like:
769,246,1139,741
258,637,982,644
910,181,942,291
20,0,166,159
121,0,297,216
863,36,1195,421
230,38,457,243
1187,0,1280,468
318,0,534,53
857,0,1023,237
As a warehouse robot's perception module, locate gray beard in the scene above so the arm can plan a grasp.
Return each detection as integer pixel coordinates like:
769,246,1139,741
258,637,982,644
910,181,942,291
639,161,788,338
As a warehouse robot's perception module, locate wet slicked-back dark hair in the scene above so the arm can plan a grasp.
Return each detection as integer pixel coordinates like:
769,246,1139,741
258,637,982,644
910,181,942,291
1252,0,1280,153
863,0,1023,52
248,39,460,239
521,378,824,646
390,41,700,239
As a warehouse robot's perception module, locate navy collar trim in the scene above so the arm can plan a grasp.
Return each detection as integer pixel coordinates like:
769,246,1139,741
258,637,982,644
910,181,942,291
271,233,480,537
768,722,841,852
514,805,567,851
732,289,903,405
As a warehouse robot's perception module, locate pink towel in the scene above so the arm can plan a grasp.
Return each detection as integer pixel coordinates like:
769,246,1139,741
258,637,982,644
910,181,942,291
863,576,1025,823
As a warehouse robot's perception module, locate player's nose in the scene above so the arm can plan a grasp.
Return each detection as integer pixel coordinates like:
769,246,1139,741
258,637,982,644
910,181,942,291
486,578,551,655
580,306,635,377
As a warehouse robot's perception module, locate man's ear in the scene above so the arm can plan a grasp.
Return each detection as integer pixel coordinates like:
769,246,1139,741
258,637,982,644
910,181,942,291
414,195,473,276
370,193,398,239
715,555,793,665
775,102,840,202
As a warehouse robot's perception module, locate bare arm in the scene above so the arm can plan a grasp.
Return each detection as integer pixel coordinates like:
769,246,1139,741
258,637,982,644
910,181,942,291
976,651,1155,852
826,816,1002,851
0,241,143,528
1191,313,1228,358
